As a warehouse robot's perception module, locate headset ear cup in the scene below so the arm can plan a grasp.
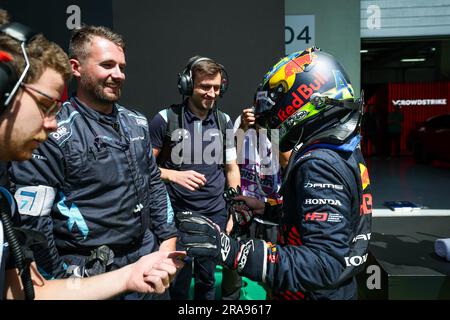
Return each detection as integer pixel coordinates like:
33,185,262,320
177,72,193,96
219,68,229,97
0,61,18,107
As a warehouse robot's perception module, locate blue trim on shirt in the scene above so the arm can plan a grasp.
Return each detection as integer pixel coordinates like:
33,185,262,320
301,135,361,155
57,192,89,239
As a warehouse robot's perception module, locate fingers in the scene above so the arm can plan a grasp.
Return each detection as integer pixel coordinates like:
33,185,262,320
242,108,256,126
189,175,206,188
177,170,206,190
153,260,180,284
145,268,171,289
183,179,200,191
143,275,166,294
191,171,207,183
233,195,248,202
233,195,265,213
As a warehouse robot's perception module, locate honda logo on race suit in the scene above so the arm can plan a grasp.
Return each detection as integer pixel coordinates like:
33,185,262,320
305,198,342,206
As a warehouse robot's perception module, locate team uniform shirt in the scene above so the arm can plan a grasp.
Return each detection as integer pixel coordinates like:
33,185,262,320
8,97,177,278
238,135,372,300
149,103,236,215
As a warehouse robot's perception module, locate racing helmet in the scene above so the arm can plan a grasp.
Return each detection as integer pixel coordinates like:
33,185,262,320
254,47,362,150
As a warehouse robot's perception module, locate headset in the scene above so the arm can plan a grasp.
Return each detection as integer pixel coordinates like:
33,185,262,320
0,21,37,300
0,51,17,107
0,22,37,110
177,56,229,97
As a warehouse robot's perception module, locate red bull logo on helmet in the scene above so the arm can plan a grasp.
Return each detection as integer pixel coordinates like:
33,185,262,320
264,51,318,92
284,53,314,78
277,70,328,122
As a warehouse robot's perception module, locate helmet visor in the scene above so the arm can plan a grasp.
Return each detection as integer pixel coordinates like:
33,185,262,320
254,91,275,114
254,91,277,129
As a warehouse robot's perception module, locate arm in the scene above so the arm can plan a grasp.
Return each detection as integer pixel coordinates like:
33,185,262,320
9,140,67,278
178,156,368,293
149,112,206,191
224,113,240,189
5,251,184,300
154,148,206,191
224,161,240,234
147,144,178,247
225,160,240,189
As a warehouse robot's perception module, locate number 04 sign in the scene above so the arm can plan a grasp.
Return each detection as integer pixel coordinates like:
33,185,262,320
285,15,315,55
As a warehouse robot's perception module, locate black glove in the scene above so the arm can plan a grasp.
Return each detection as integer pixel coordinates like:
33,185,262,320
176,211,237,266
223,186,254,236
176,211,266,278
229,201,254,236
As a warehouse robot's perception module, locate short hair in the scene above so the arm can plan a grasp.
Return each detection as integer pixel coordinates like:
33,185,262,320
188,55,224,82
0,19,71,84
69,25,125,61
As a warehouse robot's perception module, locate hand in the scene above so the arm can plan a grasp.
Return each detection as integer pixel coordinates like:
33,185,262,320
171,170,206,191
125,251,184,294
233,195,265,215
176,212,266,276
229,201,254,236
158,237,177,252
239,108,256,131
176,211,237,267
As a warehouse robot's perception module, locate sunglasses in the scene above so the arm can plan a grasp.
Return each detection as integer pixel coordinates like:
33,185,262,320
20,83,62,117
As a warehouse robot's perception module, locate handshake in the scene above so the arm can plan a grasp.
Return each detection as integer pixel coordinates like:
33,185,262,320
176,211,265,278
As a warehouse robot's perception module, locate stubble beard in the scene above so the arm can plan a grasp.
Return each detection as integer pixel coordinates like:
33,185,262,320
80,74,122,104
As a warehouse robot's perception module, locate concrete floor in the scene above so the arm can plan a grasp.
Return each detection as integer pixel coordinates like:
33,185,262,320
366,156,450,210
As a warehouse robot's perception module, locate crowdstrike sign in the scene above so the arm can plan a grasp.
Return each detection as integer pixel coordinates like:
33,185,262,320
392,99,447,106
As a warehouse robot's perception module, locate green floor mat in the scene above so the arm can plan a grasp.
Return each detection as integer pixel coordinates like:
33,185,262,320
189,265,267,300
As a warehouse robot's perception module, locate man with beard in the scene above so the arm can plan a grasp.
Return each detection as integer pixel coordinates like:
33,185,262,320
8,25,177,299
149,56,240,299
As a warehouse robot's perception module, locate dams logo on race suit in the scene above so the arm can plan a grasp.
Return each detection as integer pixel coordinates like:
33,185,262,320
359,163,372,216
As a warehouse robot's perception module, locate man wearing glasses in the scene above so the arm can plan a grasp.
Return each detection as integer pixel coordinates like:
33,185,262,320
7,24,178,299
0,12,183,299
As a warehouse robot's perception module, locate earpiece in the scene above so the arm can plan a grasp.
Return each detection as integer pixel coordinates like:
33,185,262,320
0,22,38,109
0,51,18,107
177,57,228,97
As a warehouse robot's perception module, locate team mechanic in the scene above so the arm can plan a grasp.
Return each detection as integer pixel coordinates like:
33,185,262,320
177,47,373,300
1,13,182,300
8,26,177,299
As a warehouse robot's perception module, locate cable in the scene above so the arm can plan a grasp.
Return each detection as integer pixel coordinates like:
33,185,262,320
0,193,34,300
